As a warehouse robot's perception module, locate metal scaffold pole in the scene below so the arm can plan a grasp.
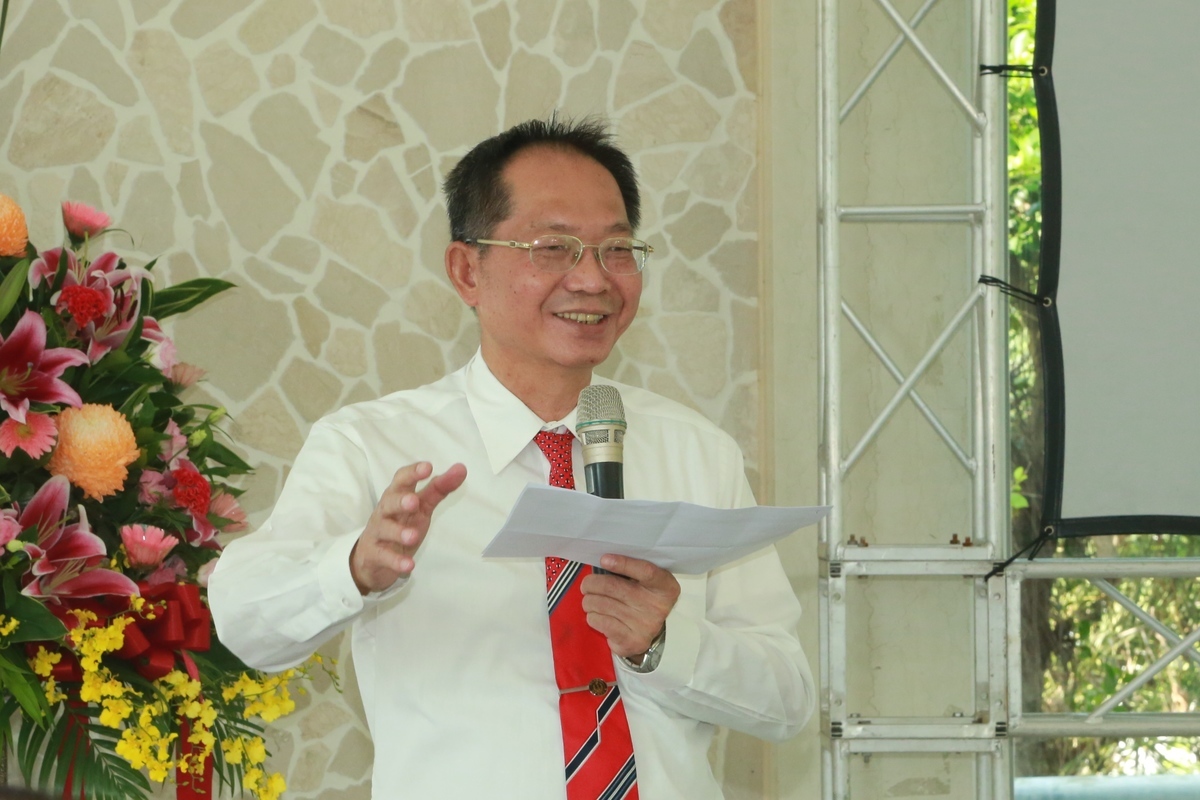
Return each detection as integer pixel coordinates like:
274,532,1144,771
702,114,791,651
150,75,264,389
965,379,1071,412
817,0,1011,797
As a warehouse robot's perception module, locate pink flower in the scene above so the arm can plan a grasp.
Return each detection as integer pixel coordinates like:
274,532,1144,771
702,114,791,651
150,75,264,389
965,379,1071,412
0,412,57,458
168,362,206,388
145,554,188,586
15,477,137,599
0,510,20,548
30,249,147,363
210,491,248,533
160,419,188,467
120,524,179,568
0,310,89,423
138,469,170,504
61,201,110,240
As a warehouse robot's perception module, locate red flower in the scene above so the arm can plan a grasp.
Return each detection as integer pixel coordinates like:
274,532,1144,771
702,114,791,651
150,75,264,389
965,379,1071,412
56,284,109,328
0,310,89,423
171,461,211,518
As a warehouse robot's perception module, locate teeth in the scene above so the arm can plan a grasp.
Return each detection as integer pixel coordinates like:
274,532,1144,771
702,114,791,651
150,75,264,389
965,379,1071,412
557,312,604,325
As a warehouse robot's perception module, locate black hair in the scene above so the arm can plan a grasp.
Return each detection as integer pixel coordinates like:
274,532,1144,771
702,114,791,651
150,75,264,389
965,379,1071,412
442,116,641,242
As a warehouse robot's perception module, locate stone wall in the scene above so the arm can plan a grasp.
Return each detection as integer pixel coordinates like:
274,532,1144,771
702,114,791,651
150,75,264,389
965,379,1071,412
0,0,771,797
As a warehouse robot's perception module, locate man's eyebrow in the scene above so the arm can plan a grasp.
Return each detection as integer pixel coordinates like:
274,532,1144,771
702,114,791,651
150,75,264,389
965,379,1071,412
536,221,633,234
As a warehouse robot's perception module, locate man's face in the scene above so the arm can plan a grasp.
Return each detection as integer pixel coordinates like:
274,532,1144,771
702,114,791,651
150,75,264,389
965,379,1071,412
454,146,642,389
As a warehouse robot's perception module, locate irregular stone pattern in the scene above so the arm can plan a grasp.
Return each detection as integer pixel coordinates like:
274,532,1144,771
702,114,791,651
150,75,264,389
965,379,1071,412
0,1,762,796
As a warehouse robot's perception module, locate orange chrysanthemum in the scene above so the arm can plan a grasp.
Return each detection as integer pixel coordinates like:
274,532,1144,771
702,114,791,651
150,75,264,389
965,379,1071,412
48,404,141,501
0,194,29,257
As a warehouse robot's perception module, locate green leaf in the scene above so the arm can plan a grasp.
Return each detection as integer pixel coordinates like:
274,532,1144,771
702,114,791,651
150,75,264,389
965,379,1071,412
149,278,235,319
3,577,69,642
0,256,30,321
0,648,49,724
204,440,253,473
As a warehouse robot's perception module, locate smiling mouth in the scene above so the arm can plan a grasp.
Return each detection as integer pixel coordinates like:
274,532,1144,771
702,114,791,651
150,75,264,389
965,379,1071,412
556,312,605,325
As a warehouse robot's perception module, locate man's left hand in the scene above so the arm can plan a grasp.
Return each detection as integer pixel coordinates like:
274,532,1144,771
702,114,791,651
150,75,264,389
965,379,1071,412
580,554,680,660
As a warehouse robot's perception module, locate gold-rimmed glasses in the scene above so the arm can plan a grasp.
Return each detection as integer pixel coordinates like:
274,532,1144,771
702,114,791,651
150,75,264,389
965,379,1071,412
464,235,652,275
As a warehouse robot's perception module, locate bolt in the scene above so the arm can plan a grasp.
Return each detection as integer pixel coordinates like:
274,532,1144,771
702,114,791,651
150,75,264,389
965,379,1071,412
847,535,859,546
950,533,961,545
964,536,974,547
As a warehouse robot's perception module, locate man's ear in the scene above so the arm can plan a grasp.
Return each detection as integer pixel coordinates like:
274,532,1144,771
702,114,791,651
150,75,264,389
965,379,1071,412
445,241,480,307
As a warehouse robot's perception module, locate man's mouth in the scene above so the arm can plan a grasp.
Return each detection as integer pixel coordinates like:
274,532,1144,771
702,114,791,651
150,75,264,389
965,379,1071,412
555,312,605,325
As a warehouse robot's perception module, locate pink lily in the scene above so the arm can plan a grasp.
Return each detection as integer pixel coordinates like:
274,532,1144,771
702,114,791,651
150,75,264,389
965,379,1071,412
140,317,178,374
14,476,138,599
31,249,148,363
158,419,189,467
0,310,89,423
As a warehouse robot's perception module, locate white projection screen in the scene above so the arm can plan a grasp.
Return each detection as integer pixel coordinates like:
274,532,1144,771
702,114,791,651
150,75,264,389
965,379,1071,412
1039,0,1200,533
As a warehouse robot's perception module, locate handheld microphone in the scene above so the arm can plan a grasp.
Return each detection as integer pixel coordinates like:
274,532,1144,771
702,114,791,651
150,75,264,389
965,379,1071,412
576,385,626,500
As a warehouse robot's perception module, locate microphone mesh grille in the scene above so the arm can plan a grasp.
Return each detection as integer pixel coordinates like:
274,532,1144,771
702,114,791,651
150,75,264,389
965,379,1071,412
578,384,625,426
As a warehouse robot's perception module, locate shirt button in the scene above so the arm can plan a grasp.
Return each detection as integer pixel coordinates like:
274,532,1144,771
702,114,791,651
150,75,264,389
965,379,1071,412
588,679,608,696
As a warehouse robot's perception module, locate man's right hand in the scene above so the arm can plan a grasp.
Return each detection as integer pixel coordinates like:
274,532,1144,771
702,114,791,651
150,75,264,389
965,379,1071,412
350,461,468,594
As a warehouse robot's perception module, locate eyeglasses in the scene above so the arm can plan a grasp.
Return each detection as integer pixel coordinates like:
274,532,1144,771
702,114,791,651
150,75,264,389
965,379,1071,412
464,235,652,275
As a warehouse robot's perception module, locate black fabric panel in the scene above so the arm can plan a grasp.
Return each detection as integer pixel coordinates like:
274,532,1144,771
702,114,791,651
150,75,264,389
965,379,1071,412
1058,516,1200,538
1039,302,1065,528
1033,0,1061,300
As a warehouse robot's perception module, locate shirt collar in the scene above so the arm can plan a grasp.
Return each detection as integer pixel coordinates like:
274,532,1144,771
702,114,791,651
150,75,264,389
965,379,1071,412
464,351,580,475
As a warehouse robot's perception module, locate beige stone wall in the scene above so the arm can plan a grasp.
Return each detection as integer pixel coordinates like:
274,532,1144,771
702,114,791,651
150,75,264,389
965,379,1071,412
0,0,773,797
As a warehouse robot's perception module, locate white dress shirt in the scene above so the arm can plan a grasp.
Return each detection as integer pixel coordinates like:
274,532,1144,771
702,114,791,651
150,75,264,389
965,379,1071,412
209,352,814,799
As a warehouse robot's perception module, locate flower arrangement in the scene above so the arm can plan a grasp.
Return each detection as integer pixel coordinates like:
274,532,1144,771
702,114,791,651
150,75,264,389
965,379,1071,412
0,195,320,800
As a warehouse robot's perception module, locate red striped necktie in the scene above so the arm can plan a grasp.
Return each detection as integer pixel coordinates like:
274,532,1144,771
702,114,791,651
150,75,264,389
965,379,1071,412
535,430,638,800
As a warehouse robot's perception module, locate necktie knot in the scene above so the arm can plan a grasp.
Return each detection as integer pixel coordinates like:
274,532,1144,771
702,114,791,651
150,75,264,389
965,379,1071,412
535,431,575,490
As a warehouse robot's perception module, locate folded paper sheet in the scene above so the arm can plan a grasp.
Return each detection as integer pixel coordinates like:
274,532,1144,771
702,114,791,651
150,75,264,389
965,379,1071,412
483,484,830,574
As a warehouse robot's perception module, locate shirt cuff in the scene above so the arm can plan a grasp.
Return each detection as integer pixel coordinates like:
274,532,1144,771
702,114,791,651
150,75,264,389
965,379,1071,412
315,529,410,616
617,603,701,690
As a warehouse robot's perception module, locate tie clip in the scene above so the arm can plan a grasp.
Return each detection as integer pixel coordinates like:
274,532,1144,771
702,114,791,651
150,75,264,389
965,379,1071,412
560,678,615,697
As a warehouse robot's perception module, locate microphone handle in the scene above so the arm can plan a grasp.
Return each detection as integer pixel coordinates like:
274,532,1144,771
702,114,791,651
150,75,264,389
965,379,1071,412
584,461,623,499
584,461,622,574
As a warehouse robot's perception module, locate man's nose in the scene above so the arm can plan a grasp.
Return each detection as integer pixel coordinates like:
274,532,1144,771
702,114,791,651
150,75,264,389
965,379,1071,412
564,246,610,288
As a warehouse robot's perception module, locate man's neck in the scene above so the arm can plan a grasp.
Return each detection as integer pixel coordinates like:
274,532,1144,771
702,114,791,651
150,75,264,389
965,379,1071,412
480,352,591,422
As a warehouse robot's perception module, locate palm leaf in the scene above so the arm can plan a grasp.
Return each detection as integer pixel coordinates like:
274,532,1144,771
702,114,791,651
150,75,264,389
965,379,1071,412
17,703,151,800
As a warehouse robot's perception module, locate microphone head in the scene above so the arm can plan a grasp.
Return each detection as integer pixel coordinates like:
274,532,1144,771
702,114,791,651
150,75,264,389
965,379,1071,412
576,385,626,451
578,384,625,427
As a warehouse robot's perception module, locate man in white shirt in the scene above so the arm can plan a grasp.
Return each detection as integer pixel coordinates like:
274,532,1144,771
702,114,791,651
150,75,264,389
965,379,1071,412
209,118,814,799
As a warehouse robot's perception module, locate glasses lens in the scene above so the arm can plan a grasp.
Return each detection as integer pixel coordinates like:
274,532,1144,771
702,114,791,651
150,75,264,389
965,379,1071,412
529,236,582,272
599,238,647,274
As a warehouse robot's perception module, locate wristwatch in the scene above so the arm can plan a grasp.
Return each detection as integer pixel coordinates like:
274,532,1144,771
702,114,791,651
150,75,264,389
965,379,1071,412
621,627,666,673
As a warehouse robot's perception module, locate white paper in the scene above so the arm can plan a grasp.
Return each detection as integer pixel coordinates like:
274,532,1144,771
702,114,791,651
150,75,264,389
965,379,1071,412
482,484,829,574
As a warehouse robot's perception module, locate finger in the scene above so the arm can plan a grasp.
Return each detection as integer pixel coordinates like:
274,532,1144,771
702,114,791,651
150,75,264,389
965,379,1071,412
415,463,468,512
598,553,660,584
387,461,434,495
375,489,420,521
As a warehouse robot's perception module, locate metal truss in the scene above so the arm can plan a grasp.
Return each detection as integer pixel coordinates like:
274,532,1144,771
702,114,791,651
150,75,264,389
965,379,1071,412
1006,558,1200,739
817,0,1010,797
